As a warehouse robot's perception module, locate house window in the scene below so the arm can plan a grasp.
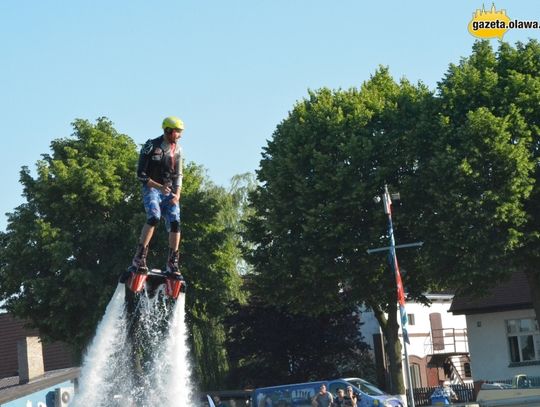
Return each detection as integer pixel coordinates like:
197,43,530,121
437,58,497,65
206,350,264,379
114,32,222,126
408,314,415,326
506,318,540,363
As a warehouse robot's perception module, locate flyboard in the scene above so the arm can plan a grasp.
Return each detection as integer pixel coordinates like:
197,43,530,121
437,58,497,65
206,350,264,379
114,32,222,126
120,265,186,299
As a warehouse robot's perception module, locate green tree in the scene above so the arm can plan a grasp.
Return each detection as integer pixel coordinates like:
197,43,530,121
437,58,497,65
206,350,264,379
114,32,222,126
0,118,245,389
189,172,256,389
245,69,435,395
181,168,246,389
409,40,539,321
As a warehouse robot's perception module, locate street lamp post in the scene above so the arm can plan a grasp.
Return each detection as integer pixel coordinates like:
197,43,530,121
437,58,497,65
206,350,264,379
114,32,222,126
368,184,421,407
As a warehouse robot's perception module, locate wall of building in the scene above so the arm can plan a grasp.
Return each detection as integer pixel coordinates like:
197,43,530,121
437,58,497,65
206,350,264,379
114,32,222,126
465,308,538,381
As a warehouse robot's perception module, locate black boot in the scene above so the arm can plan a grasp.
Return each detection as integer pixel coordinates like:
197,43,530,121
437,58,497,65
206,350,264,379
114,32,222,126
131,244,149,272
166,248,180,275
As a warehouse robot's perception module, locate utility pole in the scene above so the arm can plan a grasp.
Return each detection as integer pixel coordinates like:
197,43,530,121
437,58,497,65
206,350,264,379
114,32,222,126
368,184,421,407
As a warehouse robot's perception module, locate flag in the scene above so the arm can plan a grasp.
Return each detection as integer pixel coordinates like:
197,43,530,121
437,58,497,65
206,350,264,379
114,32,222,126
393,252,410,344
394,255,406,306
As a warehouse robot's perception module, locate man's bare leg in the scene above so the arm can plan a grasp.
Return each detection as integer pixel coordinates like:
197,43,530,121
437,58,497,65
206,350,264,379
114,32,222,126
140,224,155,247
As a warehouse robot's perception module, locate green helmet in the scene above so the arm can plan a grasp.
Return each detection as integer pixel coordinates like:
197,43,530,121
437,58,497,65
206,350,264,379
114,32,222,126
162,116,184,130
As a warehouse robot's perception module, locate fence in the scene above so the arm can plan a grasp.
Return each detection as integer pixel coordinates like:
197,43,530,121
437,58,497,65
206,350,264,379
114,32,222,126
407,383,475,406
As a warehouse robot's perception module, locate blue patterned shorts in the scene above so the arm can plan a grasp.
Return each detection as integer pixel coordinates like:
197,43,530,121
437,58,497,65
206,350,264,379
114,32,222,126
142,186,181,232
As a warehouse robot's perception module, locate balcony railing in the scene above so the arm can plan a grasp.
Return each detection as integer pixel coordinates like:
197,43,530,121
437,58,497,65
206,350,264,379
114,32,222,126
425,328,469,354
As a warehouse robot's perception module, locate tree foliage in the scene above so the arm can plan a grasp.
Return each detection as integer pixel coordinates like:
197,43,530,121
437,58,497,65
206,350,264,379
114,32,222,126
410,40,540,319
247,71,430,310
181,169,246,389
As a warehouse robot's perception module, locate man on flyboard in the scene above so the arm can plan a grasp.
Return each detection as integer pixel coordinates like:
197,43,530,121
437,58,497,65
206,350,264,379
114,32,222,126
121,116,186,300
131,116,184,276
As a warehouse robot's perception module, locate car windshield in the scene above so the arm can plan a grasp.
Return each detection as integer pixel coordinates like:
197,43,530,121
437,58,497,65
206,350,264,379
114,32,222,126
346,378,386,396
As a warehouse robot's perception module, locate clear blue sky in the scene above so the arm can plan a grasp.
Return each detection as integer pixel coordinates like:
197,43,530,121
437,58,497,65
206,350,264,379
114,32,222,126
1,0,538,231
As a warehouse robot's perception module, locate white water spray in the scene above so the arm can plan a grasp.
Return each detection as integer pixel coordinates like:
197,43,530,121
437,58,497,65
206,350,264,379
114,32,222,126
73,284,193,407
162,295,192,405
73,284,127,406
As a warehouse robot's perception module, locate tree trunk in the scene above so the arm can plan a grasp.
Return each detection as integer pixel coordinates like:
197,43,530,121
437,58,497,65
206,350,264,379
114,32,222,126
372,301,405,395
524,268,540,325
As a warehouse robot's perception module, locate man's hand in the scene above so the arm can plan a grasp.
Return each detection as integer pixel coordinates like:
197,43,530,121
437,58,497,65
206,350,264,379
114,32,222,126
161,185,171,195
170,193,180,205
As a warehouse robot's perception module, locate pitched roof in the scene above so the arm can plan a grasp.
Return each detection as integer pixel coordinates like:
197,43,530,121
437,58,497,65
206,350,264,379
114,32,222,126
0,367,80,404
449,271,532,315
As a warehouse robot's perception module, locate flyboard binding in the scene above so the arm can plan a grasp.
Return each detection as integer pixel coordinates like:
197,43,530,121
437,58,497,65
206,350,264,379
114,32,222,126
121,266,186,299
